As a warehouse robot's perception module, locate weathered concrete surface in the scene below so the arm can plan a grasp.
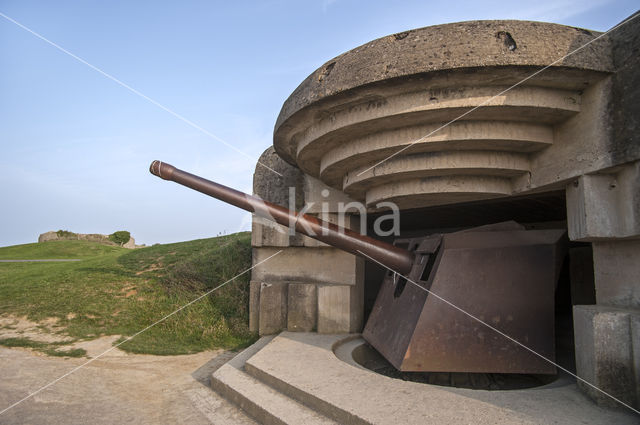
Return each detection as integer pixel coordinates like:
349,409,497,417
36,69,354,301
567,161,640,241
592,239,640,308
275,20,612,132
252,219,292,248
573,305,640,409
251,147,366,336
609,12,640,165
0,346,255,425
527,77,610,190
211,336,337,425
249,280,261,333
253,147,305,211
242,332,638,424
287,283,317,332
258,282,288,335
271,19,638,211
303,174,360,214
251,244,364,335
252,247,361,286
317,283,363,334
252,146,305,249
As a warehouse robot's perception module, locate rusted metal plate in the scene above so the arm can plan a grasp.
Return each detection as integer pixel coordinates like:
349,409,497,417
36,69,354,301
363,234,442,370
363,226,566,374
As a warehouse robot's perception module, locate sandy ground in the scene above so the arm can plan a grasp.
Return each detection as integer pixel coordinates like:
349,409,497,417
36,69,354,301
0,316,73,344
0,340,256,425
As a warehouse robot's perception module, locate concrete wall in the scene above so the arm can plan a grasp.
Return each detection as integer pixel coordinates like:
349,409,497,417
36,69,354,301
567,160,640,409
565,15,640,411
250,147,364,335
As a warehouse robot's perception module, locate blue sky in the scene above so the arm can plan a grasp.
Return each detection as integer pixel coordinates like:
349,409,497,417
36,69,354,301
0,0,637,247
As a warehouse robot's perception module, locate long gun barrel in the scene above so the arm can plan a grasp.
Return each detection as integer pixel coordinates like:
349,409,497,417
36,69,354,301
149,160,415,275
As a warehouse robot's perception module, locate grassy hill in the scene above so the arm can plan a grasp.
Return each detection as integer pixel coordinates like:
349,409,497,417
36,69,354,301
0,240,123,259
0,233,256,356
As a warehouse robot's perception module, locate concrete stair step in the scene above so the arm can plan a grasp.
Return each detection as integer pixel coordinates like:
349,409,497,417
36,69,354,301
210,337,337,425
243,335,369,425
242,332,639,425
211,365,337,425
184,385,259,425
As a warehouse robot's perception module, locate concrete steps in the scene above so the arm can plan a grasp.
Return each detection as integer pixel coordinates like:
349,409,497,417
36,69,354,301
243,360,365,425
211,333,639,425
210,336,337,425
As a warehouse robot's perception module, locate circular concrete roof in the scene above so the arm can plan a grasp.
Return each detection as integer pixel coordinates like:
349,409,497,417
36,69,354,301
274,20,612,209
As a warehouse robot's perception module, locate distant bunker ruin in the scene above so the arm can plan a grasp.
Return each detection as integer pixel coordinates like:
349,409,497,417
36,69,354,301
250,20,639,407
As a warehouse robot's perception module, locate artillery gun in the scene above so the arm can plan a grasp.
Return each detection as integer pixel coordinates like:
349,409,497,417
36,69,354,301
150,160,566,374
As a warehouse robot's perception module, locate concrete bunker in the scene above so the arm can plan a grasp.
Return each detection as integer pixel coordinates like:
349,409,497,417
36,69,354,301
229,17,640,409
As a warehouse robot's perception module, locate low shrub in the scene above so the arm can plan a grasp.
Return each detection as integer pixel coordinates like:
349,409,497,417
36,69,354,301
56,229,77,238
109,231,131,245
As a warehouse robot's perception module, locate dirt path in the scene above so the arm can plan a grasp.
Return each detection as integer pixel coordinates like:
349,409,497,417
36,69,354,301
0,343,256,424
0,259,81,262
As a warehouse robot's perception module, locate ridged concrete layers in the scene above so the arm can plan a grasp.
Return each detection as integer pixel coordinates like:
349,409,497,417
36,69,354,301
273,20,613,209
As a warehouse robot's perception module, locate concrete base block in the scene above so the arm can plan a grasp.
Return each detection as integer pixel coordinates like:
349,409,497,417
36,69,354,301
573,305,639,409
287,284,317,332
259,282,288,335
249,281,261,333
252,220,292,247
567,161,640,241
593,239,640,308
317,285,362,333
252,247,360,286
251,247,365,336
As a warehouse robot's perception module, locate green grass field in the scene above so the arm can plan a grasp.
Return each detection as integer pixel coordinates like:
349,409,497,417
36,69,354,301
0,233,257,356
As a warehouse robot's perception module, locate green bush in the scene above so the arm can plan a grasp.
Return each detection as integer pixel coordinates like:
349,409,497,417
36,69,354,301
109,230,131,245
56,229,77,238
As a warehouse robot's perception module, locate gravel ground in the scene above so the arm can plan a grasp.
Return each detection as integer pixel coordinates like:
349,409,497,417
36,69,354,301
0,341,256,425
